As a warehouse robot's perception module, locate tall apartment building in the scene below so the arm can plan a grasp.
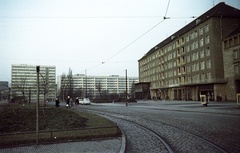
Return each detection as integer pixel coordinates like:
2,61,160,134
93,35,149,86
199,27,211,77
0,81,9,101
138,2,240,101
11,64,56,102
57,74,138,100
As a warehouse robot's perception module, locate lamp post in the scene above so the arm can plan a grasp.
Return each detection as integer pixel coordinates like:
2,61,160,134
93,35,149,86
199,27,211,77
36,66,40,145
85,69,87,98
125,69,128,100
125,69,128,106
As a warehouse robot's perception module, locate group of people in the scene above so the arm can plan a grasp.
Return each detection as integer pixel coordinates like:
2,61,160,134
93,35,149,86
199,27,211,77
55,96,80,108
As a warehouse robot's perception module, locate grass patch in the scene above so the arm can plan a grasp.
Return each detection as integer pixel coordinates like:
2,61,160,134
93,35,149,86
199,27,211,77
0,104,120,147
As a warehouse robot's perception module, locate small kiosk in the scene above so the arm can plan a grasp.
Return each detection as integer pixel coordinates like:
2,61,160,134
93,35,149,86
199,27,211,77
237,93,240,106
200,95,209,106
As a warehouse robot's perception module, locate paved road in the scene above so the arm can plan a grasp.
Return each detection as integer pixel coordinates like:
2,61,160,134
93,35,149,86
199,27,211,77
78,100,240,153
1,100,240,153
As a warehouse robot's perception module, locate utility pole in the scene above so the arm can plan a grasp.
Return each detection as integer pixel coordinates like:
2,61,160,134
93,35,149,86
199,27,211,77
125,69,128,100
29,87,31,106
85,69,87,98
36,66,40,145
125,69,128,106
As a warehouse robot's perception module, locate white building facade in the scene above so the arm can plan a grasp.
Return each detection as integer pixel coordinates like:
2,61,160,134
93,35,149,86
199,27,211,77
11,64,56,102
57,74,138,99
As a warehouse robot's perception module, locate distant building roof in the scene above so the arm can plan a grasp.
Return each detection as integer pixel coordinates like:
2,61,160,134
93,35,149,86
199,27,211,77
139,2,240,61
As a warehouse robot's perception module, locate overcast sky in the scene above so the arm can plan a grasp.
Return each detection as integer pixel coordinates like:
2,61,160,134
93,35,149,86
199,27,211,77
0,0,239,82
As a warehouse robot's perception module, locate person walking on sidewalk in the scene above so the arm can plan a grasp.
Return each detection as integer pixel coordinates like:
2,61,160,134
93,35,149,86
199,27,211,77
66,96,70,108
55,97,60,107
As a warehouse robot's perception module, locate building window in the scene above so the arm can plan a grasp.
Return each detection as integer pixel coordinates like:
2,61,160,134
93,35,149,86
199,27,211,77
196,62,199,71
191,32,194,40
188,76,191,83
207,60,211,69
187,65,191,73
192,53,195,61
233,49,240,60
187,55,191,62
196,74,200,82
206,47,210,56
205,24,209,32
186,45,190,52
195,52,199,60
173,52,176,58
201,73,205,81
186,35,189,42
195,41,198,49
192,63,195,72
172,43,175,49
191,42,195,50
194,30,198,38
207,72,211,79
205,35,210,44
201,61,205,70
199,27,203,35
235,65,240,74
200,49,204,58
200,38,204,47
182,66,186,74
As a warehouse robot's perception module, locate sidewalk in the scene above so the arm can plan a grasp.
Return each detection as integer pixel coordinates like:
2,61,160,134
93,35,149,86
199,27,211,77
134,100,240,115
0,138,121,153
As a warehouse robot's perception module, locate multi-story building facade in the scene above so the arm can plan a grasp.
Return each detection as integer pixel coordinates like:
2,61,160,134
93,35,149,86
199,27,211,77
11,64,56,102
0,81,9,101
57,74,138,100
138,2,240,101
223,29,240,101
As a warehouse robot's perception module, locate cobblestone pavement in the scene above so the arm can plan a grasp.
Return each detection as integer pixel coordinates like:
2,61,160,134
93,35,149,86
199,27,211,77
85,100,240,153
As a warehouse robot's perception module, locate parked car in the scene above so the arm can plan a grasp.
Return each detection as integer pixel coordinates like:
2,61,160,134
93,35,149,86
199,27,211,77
79,98,91,105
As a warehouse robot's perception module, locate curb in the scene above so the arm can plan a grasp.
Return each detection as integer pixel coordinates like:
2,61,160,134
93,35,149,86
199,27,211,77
118,124,127,153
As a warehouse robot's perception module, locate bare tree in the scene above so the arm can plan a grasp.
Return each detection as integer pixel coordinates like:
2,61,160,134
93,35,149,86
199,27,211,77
60,73,67,101
39,67,55,106
131,81,136,98
12,76,27,103
67,68,73,98
95,81,102,98
59,68,73,101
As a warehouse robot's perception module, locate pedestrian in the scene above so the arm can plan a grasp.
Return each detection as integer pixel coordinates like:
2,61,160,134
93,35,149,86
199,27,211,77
75,97,79,105
70,98,74,107
55,97,60,107
66,96,70,108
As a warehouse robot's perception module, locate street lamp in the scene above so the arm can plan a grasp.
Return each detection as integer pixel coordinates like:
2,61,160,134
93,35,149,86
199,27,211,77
36,65,40,145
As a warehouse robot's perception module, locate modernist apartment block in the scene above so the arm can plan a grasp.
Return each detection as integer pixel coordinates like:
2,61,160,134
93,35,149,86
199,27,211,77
11,64,56,102
138,3,240,101
57,74,138,99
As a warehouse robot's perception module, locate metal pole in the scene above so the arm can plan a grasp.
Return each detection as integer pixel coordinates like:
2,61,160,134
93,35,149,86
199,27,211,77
36,66,40,145
85,69,87,98
125,69,127,100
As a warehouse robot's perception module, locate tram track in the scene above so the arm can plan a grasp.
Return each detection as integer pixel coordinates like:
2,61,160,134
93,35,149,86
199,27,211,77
76,106,229,153
105,114,174,153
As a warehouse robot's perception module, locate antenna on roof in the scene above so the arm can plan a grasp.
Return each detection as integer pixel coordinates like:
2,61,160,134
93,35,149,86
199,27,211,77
213,0,215,6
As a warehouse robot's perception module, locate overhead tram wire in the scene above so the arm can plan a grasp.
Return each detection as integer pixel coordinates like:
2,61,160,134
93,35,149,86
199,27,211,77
101,0,172,64
87,0,172,72
0,15,164,19
164,0,171,18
